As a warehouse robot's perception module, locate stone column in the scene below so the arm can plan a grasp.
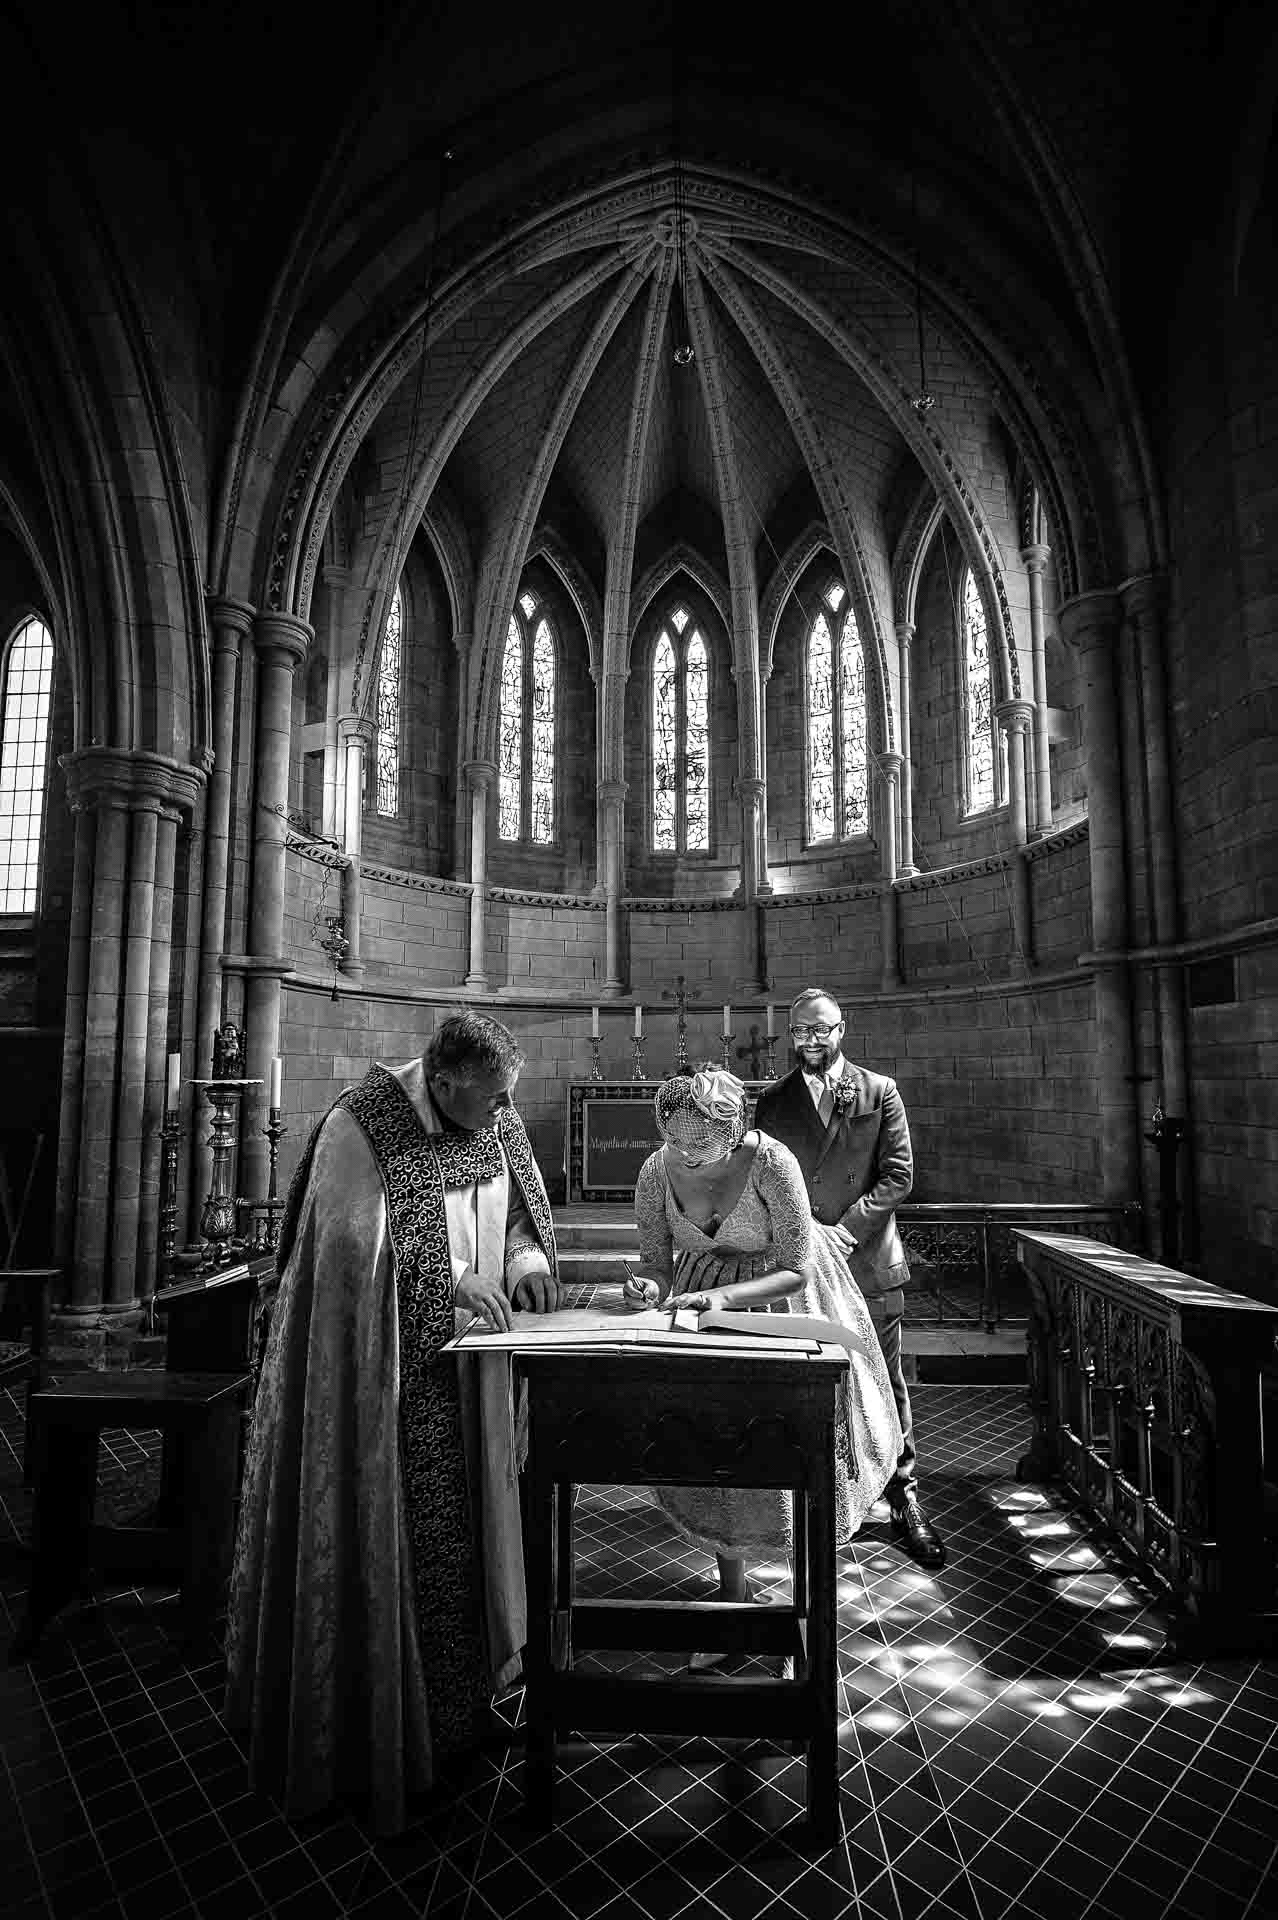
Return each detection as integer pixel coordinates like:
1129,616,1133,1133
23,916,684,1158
195,597,251,1216
598,777,627,994
58,750,205,1326
338,714,374,980
1021,545,1054,835
243,611,311,1203
894,622,917,874
997,697,1036,971
879,751,903,990
53,804,95,1275
737,775,769,992
1122,574,1186,1114
321,563,350,841
463,759,496,990
138,804,180,1293
1060,591,1137,1202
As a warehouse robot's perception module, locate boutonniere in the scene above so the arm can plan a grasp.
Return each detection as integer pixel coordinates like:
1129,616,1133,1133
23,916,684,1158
831,1080,857,1116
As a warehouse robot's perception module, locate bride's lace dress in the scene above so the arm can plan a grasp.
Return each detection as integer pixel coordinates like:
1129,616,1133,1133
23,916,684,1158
634,1134,903,1554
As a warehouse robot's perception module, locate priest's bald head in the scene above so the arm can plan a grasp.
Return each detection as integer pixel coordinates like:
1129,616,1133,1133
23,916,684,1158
425,1010,526,1132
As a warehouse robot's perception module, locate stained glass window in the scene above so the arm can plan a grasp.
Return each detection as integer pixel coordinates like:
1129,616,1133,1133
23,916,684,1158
499,616,524,841
806,585,867,842
963,568,997,813
376,585,402,817
651,607,711,854
499,591,557,843
0,616,54,912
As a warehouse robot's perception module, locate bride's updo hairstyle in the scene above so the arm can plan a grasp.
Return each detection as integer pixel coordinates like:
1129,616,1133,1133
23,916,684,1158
654,1068,749,1157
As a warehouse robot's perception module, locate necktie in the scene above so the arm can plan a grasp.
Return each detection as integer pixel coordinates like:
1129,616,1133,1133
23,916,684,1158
818,1083,835,1128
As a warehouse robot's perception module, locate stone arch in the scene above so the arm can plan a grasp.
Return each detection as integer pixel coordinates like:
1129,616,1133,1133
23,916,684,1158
529,524,603,678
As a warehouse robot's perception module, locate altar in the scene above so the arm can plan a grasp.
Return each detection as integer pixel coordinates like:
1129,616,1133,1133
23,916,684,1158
566,1081,770,1202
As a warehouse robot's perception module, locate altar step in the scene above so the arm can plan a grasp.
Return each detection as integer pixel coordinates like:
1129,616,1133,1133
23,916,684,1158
550,1206,1027,1384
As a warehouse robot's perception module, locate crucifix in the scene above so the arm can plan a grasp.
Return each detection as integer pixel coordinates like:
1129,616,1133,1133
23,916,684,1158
661,973,703,1074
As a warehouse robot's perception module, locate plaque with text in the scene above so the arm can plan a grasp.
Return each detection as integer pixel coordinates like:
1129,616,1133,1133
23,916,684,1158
567,1082,764,1203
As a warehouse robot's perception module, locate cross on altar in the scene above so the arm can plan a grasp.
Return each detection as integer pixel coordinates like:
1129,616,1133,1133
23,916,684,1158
736,1023,768,1078
661,973,703,1074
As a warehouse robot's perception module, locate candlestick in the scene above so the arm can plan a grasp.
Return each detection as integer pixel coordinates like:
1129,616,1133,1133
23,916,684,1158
765,1003,776,1039
719,1028,734,1070
634,1004,643,1038
765,1035,778,1078
722,1002,732,1037
270,1055,283,1109
256,1106,289,1253
166,1051,181,1112
631,1035,647,1080
158,1110,182,1278
590,1004,600,1039
588,1035,603,1081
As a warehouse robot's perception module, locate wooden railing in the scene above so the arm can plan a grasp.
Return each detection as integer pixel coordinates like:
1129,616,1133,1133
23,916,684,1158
898,1204,1142,1328
1014,1230,1278,1650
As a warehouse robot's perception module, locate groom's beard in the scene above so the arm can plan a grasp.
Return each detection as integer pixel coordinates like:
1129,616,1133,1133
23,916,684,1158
795,1039,840,1075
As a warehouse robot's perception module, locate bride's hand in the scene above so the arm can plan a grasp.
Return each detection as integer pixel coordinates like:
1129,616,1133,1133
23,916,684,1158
621,1274,661,1310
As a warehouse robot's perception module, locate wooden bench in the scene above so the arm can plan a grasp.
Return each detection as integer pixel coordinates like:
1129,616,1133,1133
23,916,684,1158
1015,1231,1278,1651
11,1370,251,1658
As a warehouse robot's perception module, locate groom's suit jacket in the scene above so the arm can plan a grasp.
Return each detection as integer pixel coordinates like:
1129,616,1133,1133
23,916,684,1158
753,1061,913,1301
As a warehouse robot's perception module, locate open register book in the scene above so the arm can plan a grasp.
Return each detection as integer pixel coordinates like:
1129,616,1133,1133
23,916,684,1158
441,1302,848,1355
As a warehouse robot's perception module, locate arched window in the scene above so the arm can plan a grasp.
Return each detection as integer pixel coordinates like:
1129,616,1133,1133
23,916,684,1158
375,584,402,817
806,581,868,842
498,589,556,844
0,616,54,912
961,567,1003,813
651,604,710,853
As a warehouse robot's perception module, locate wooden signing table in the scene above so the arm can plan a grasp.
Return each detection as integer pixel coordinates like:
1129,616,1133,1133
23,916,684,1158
519,1337,850,1842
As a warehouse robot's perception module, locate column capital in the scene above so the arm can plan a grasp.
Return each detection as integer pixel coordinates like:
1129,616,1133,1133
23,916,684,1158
60,746,207,817
463,758,498,790
453,627,473,660
206,595,256,642
995,698,1035,734
321,563,353,589
894,620,916,647
1117,571,1168,625
1058,590,1122,650
339,715,376,750
878,750,903,780
1020,543,1052,574
597,778,628,804
253,610,312,667
738,775,766,801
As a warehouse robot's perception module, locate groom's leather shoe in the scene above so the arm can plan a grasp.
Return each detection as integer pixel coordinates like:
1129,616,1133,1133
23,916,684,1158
890,1493,946,1568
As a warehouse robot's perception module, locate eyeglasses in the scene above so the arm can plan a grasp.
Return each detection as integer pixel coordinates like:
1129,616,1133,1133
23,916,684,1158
789,1022,840,1040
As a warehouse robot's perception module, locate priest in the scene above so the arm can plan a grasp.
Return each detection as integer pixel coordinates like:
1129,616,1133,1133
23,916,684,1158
224,1011,560,1833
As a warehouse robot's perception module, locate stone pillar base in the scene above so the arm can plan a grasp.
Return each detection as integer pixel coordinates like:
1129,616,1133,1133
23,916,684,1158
48,1305,164,1371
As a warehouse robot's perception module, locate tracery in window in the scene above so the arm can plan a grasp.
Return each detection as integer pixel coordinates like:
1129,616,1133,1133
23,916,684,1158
375,585,402,817
499,590,557,844
651,606,711,854
0,616,54,912
806,582,867,842
962,568,998,813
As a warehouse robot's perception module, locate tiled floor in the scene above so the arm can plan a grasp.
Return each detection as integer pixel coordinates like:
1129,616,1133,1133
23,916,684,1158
2,1382,1276,1920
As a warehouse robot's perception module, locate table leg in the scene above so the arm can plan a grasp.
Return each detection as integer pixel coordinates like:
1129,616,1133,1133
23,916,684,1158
178,1404,241,1644
806,1456,840,1843
523,1427,556,1827
554,1479,574,1616
13,1424,99,1658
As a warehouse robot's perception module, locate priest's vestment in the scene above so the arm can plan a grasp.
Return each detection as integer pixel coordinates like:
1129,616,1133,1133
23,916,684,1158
223,1058,557,1833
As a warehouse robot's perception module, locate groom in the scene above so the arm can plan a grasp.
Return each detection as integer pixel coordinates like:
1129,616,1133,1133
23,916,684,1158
754,987,945,1568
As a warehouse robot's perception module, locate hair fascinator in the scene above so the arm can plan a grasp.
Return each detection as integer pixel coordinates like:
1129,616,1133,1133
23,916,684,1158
654,1068,748,1153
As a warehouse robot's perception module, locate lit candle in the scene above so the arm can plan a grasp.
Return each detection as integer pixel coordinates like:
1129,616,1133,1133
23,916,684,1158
165,1052,181,1112
766,1003,776,1038
591,1005,600,1039
270,1056,283,1109
634,1005,643,1038
722,1002,732,1037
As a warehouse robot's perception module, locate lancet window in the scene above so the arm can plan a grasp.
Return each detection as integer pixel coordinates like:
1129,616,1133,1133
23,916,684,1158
375,584,402,817
806,581,868,842
499,590,556,844
651,605,710,854
0,616,54,912
961,567,1003,813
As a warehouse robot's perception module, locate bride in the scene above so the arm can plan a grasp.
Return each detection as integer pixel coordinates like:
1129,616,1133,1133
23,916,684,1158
624,1068,902,1627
